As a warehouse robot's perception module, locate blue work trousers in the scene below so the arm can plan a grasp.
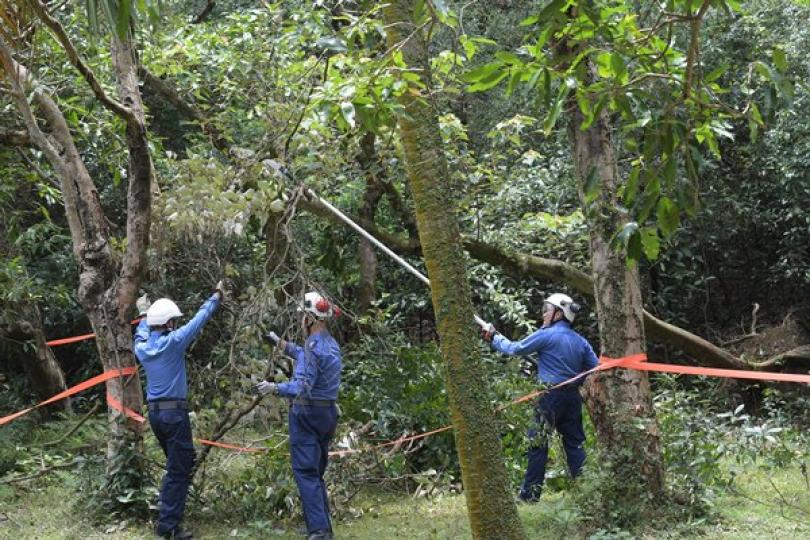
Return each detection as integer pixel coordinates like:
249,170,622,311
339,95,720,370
520,387,586,501
149,408,196,535
289,404,338,534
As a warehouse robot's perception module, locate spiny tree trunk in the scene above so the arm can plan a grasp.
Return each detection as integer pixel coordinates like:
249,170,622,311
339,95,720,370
383,2,526,539
0,21,152,478
567,60,665,497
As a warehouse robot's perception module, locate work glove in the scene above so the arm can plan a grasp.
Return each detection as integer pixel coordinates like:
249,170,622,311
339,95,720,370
264,331,280,345
214,279,226,300
136,294,151,316
253,380,278,396
480,322,496,343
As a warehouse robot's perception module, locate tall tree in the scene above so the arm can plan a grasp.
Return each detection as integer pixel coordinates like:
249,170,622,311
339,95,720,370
382,2,526,538
0,0,154,484
461,0,794,504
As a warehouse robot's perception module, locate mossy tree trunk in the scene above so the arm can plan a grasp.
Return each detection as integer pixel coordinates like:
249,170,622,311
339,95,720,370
383,2,526,539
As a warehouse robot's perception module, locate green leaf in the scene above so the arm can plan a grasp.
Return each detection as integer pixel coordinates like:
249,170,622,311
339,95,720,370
520,15,539,26
538,0,568,23
705,65,727,83
462,61,503,83
340,102,356,130
460,35,476,60
468,71,509,92
583,166,600,204
640,227,660,260
772,47,787,72
315,36,348,54
495,51,521,66
543,85,570,135
623,166,640,205
656,196,680,237
505,69,523,97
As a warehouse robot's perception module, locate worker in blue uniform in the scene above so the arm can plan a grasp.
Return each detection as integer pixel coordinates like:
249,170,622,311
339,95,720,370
134,282,224,539
482,292,599,502
254,291,343,540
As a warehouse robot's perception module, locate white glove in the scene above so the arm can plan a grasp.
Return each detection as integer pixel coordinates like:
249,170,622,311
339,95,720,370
265,331,280,344
214,280,226,300
136,294,151,316
481,322,496,342
254,380,278,396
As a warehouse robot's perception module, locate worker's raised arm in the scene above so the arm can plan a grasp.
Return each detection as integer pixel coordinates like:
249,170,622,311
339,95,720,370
491,328,550,357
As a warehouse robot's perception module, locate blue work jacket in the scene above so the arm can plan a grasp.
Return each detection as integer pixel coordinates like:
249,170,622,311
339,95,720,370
491,320,599,385
134,294,220,401
278,329,342,401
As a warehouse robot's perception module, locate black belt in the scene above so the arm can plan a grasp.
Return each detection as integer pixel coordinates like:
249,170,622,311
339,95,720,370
295,398,335,407
148,400,188,412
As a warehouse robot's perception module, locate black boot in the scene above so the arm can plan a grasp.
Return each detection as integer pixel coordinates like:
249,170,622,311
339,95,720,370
156,526,194,539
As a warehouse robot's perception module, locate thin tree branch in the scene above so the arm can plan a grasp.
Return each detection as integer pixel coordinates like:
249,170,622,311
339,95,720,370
683,0,712,99
43,401,101,447
27,0,136,123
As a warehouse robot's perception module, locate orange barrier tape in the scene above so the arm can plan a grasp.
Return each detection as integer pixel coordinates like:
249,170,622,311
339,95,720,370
106,392,146,423
0,367,138,426
46,332,98,347
503,354,647,408
623,360,810,384
45,318,144,347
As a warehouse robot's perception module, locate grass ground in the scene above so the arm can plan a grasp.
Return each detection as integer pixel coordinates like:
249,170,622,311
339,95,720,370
1,459,807,539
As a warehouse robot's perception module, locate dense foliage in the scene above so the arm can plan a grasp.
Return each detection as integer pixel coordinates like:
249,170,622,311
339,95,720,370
1,0,808,537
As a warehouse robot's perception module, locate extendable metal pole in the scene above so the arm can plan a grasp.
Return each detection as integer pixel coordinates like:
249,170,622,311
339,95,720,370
307,189,489,329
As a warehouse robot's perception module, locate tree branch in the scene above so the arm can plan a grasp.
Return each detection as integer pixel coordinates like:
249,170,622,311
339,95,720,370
0,128,31,146
683,0,711,99
138,65,230,153
28,0,135,123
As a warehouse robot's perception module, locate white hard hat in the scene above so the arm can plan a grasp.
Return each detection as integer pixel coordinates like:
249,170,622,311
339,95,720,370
146,298,183,326
545,292,580,323
300,291,340,320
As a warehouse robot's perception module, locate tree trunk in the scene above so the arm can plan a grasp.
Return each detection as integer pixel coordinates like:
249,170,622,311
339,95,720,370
5,304,69,416
0,30,151,479
357,131,384,313
568,61,665,497
383,3,526,539
0,204,68,415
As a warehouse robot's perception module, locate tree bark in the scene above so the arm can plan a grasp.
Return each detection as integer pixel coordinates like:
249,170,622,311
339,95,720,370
0,29,151,475
567,59,665,496
4,305,69,416
383,3,526,539
356,131,384,312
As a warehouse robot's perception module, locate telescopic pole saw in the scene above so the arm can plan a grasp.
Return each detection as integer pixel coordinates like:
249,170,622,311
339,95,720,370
265,160,491,330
